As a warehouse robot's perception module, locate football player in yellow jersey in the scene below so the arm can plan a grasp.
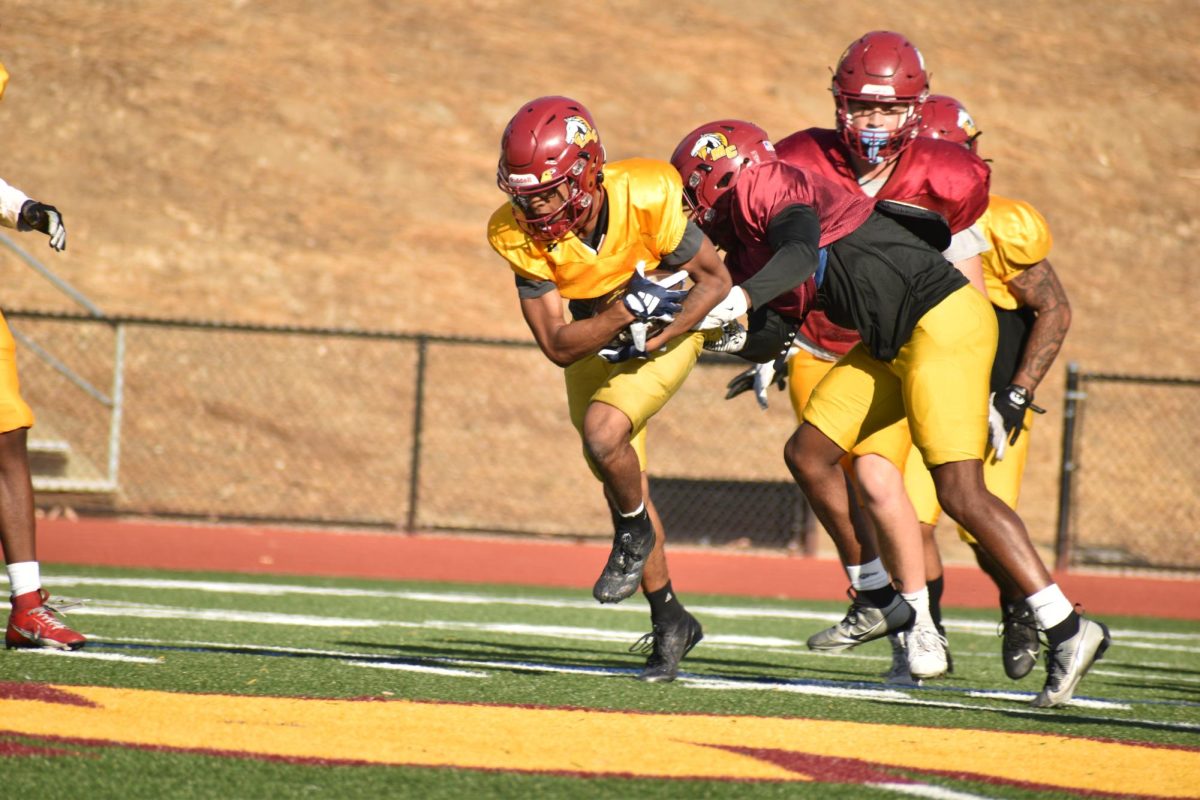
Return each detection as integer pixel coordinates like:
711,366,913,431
0,61,84,651
906,94,1074,680
487,96,731,682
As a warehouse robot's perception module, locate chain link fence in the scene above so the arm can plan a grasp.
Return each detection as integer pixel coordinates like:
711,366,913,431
8,310,808,548
1056,366,1200,571
9,311,1197,569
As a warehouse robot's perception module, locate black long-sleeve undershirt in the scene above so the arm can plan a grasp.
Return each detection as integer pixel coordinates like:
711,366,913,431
738,203,822,311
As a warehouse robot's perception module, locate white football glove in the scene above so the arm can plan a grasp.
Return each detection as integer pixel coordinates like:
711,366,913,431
987,392,1009,461
693,286,749,331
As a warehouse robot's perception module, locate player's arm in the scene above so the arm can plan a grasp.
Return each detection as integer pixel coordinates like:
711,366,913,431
943,224,988,296
642,233,731,351
737,203,823,309
517,278,635,368
1005,258,1071,393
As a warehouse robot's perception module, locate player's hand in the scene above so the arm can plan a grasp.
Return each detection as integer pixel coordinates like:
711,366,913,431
704,321,747,354
598,341,649,364
20,200,67,252
693,286,749,331
988,385,1045,460
624,264,686,322
986,393,1010,461
725,360,786,409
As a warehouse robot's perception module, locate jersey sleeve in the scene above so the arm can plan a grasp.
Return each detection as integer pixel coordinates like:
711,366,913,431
915,141,991,233
733,161,813,242
989,198,1053,281
486,203,555,282
640,160,690,259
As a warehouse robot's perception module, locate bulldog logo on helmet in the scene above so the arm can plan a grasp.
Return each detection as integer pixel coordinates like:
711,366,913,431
689,132,739,163
565,116,599,148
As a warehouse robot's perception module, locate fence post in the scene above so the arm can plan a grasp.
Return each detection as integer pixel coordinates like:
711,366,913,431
406,336,428,533
1055,362,1082,571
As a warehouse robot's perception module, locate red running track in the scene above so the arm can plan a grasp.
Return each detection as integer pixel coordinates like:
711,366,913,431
32,516,1200,621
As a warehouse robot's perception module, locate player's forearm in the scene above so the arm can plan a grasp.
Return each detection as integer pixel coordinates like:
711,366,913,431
541,308,635,366
1011,305,1071,392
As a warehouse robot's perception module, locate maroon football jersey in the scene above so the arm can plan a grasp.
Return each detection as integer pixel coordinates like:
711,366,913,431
774,128,991,356
729,160,876,321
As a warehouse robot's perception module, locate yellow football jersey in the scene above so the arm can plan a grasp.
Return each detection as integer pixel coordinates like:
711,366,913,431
486,158,689,300
980,195,1053,310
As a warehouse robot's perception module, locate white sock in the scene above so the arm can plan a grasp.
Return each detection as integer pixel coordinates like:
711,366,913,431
901,587,934,627
619,502,646,518
847,558,890,591
6,561,41,597
1028,584,1073,630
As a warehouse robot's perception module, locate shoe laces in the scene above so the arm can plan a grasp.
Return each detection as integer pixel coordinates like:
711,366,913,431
17,593,86,627
908,623,947,655
998,603,1038,644
25,605,70,631
629,627,659,656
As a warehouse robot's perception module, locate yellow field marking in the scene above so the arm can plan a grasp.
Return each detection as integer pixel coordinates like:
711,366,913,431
2,685,1198,795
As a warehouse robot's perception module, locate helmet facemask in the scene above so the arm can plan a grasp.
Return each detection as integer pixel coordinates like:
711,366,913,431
835,94,927,165
499,153,598,243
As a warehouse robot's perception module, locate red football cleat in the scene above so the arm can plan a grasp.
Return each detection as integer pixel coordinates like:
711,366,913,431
6,589,87,650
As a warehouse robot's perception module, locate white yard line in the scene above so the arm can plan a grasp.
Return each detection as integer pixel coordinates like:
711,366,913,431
13,649,160,664
26,574,1200,645
341,660,488,678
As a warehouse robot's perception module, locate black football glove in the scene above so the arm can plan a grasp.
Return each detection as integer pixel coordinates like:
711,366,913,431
725,330,797,409
987,384,1045,460
20,200,67,251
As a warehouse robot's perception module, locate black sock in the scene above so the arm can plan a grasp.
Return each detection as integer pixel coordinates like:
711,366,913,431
862,584,899,608
927,575,945,630
1045,611,1081,648
646,581,685,625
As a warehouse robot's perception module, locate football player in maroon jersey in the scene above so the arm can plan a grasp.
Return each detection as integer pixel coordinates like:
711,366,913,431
673,120,1110,708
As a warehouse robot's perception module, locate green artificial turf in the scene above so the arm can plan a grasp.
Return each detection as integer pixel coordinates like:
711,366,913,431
1,564,1196,799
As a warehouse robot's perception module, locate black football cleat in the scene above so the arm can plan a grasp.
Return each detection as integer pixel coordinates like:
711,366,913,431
1001,601,1041,680
633,611,704,683
592,510,655,604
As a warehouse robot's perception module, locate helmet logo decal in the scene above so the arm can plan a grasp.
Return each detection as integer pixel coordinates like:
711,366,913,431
564,116,598,148
957,109,978,139
689,132,739,163
540,169,557,182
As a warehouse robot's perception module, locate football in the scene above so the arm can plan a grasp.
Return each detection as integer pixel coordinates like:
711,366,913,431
590,268,692,349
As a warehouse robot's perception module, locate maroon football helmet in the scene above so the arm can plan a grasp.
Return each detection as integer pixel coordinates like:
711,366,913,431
831,31,930,164
918,94,981,153
670,120,776,241
496,96,605,243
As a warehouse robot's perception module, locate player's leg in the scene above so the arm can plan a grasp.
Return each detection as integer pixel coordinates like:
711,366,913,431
0,313,85,649
583,331,708,678
854,448,946,680
788,349,905,652
903,286,1109,706
902,439,953,674
966,416,1040,678
787,348,914,653
633,476,703,683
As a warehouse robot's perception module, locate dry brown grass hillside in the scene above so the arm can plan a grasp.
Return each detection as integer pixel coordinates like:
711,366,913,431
2,1,1198,551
